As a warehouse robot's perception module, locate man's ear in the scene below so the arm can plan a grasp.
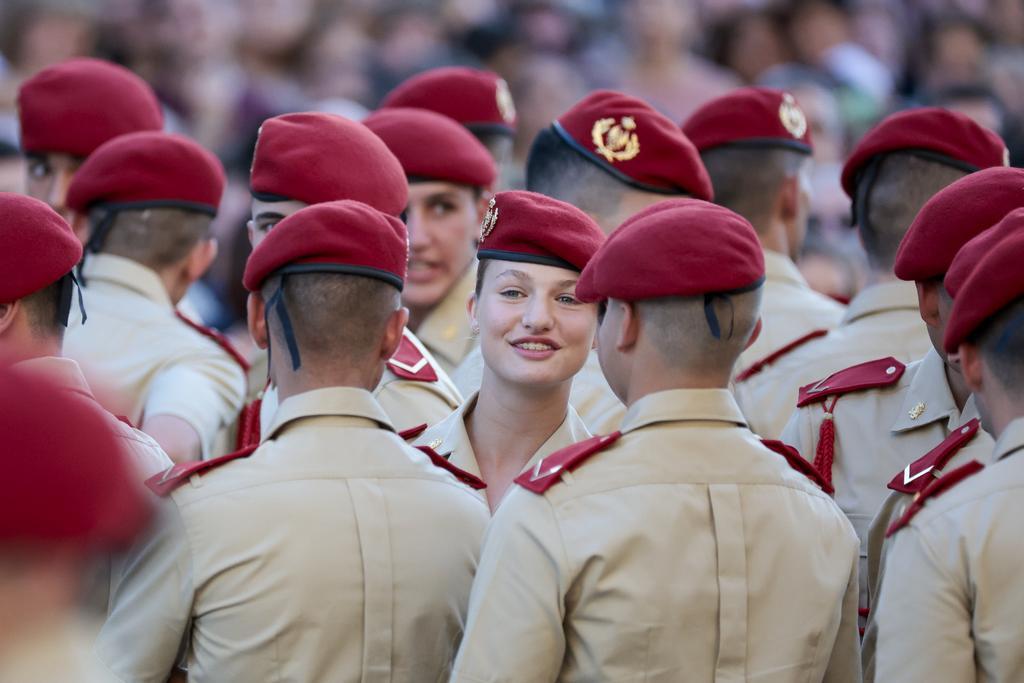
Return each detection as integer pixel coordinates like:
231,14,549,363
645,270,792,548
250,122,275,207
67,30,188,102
69,211,90,246
778,175,799,221
958,341,985,394
381,306,410,361
0,301,20,337
744,317,763,350
615,300,640,352
915,280,942,328
467,292,478,332
247,292,269,350
186,237,218,284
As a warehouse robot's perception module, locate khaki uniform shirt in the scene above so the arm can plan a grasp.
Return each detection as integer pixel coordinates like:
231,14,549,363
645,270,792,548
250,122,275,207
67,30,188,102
735,249,846,377
0,618,114,683
451,389,861,683
781,348,991,641
65,254,247,457
16,356,172,478
259,329,463,439
736,280,932,439
97,387,489,683
414,391,591,505
452,348,625,435
416,265,478,375
874,419,1024,682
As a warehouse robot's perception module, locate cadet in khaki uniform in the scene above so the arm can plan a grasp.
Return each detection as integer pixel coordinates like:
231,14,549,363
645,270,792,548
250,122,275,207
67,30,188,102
453,90,715,435
61,132,247,463
17,57,163,222
739,108,1009,438
781,169,1024,656
853,169,1024,680
874,210,1024,682
413,191,603,511
0,367,150,683
236,112,461,446
451,199,860,682
364,107,497,375
98,201,489,683
381,66,518,186
681,89,846,407
0,193,171,478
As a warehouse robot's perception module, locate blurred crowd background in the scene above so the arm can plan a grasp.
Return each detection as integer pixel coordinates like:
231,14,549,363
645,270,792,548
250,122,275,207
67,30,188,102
1,0,1022,332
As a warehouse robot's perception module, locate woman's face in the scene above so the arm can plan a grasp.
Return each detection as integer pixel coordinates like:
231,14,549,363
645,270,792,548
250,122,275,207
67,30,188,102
471,259,598,389
403,181,484,315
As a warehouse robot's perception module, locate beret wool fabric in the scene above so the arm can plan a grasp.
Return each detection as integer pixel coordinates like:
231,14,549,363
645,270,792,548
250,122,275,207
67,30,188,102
895,167,1024,282
381,67,517,134
0,193,81,302
682,87,813,154
552,90,712,200
841,107,1007,199
945,206,1024,299
243,200,409,292
944,208,1024,352
576,198,764,303
250,112,408,216
0,365,149,550
66,132,225,214
18,57,163,157
477,190,604,272
363,107,496,188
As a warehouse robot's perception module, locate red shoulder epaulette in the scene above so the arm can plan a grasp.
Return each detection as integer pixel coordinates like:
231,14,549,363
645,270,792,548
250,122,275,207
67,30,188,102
761,438,835,495
415,445,486,490
796,357,905,407
889,418,981,495
886,460,985,537
145,445,258,497
386,333,438,382
175,311,252,373
399,423,428,441
736,329,829,383
515,432,622,494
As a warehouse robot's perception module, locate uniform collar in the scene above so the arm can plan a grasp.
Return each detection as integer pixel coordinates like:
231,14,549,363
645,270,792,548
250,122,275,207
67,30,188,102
266,386,394,440
763,249,809,289
890,348,970,433
81,253,173,309
841,280,918,325
620,388,747,434
415,263,477,369
13,356,93,400
425,391,590,478
993,418,1024,462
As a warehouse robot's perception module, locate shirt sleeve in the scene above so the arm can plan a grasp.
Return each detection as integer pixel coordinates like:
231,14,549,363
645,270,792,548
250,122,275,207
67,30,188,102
874,526,975,682
780,403,817,462
450,488,570,683
824,546,863,683
96,499,195,683
375,379,461,431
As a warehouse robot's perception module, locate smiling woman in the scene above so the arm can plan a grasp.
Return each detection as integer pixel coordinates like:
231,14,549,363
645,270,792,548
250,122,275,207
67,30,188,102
413,190,605,511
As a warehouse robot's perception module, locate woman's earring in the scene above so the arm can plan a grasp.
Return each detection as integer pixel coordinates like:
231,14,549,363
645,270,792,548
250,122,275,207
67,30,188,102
471,323,480,337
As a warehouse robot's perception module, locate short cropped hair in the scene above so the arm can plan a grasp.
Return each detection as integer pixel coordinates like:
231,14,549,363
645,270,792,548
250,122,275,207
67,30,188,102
19,278,65,340
96,207,213,271
973,296,1024,400
262,272,400,367
525,126,628,219
700,146,809,232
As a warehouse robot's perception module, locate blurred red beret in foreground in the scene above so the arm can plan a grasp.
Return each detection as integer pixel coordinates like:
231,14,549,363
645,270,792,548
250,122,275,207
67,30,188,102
0,193,81,303
683,87,813,154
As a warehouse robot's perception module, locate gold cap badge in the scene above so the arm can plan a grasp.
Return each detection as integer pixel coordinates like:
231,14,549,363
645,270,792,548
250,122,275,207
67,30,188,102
592,116,640,163
779,93,808,139
909,402,926,420
480,197,498,242
496,78,516,125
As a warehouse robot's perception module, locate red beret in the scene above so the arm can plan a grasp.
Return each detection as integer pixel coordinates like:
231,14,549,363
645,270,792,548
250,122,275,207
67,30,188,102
477,190,604,272
244,200,408,292
381,67,517,135
363,107,496,188
18,57,163,157
945,206,1024,298
552,90,713,200
895,167,1024,281
682,87,813,154
0,365,149,550
577,198,764,303
944,208,1024,352
66,132,225,215
0,193,81,302
250,112,407,216
841,107,1007,199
